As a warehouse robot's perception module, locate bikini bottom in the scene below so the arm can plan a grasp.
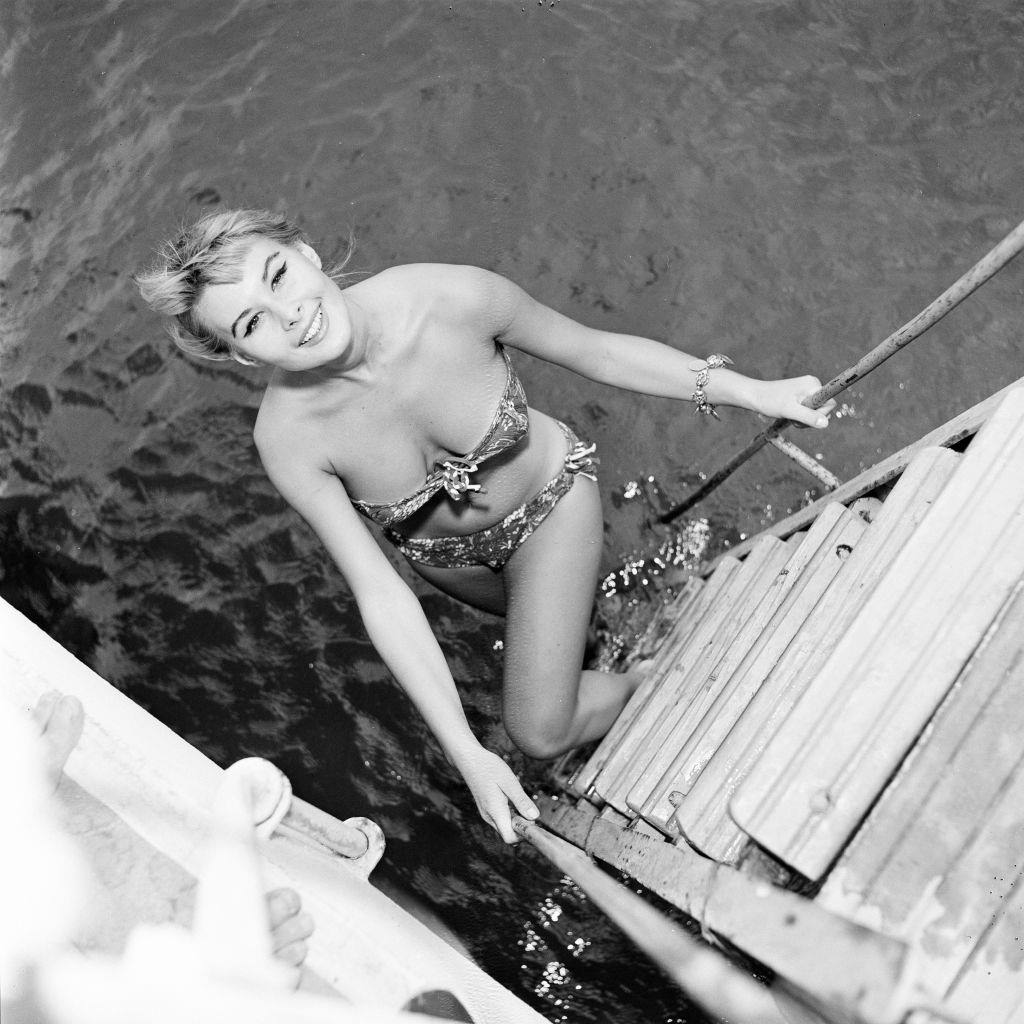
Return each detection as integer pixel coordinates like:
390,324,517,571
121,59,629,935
385,422,597,573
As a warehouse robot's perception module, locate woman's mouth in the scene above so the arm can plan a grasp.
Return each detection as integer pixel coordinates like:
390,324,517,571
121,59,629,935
299,305,325,346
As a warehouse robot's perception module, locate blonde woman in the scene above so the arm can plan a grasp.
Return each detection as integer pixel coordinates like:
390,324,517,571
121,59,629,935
136,209,832,843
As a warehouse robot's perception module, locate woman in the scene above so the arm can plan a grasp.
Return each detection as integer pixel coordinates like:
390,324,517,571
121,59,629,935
136,209,833,844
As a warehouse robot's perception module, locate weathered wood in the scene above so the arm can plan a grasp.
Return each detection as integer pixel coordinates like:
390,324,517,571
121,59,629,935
633,504,870,831
732,388,1024,879
515,815,791,1024
589,549,764,807
536,797,911,1024
914,762,1024,998
704,871,909,1024
767,433,842,490
651,505,869,839
941,871,1024,1024
599,535,796,814
818,582,1024,927
568,559,738,797
814,585,1024,1017
540,794,602,848
700,374,1024,573
678,446,961,863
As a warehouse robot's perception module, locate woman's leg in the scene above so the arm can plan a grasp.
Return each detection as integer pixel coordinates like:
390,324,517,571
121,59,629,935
500,476,639,760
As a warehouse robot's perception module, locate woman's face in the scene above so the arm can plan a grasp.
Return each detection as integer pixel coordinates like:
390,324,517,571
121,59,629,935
194,236,352,371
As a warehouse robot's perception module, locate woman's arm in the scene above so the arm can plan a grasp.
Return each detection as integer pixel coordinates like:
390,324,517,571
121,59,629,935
470,268,833,428
257,437,538,843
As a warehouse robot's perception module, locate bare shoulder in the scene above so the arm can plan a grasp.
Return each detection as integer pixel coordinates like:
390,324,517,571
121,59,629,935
252,392,336,488
373,263,521,329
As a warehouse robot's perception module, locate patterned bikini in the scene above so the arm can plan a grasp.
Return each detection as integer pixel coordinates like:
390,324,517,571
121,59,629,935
351,346,597,572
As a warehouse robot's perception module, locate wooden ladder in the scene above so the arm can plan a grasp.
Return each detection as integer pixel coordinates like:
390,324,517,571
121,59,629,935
549,384,1024,1024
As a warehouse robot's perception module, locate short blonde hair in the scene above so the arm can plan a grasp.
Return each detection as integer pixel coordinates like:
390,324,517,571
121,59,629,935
134,209,310,361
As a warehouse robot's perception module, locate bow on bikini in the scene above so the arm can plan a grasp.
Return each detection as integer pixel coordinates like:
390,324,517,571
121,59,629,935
565,440,599,481
436,438,598,500
436,457,484,500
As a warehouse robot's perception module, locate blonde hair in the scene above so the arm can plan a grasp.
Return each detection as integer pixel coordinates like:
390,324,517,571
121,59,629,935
134,209,343,362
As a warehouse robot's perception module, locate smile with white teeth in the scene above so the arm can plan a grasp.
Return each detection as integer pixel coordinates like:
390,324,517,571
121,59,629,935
300,306,324,346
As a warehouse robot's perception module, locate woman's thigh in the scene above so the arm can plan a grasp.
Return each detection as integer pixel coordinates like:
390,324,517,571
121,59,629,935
500,475,604,750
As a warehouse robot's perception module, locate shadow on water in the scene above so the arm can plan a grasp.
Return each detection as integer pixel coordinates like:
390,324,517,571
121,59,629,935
3,2,1024,1021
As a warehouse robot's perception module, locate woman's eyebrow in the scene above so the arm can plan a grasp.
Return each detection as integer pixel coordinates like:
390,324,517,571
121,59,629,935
230,251,280,337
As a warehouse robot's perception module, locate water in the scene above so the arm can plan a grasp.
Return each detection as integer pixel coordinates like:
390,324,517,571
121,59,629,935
3,2,1023,1020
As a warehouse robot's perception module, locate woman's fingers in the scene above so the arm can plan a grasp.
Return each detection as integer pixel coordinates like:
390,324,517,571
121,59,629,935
789,403,831,429
486,782,540,844
504,777,540,822
487,802,518,844
782,377,834,428
460,746,538,843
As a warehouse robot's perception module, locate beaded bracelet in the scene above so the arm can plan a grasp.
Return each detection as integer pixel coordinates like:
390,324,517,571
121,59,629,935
691,353,734,418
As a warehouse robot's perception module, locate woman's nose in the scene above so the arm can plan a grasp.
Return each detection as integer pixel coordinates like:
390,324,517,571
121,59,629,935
275,298,304,328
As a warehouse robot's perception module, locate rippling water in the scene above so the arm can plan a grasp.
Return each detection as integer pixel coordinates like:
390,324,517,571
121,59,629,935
3,2,1023,1021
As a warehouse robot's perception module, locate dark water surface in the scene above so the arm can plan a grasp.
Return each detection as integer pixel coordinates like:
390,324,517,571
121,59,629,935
3,2,1023,1021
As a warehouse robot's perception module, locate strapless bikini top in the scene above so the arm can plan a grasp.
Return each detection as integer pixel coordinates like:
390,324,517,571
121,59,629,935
351,346,529,529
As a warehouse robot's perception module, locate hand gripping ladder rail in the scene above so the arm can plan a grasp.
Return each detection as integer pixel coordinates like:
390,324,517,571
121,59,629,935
659,218,1024,524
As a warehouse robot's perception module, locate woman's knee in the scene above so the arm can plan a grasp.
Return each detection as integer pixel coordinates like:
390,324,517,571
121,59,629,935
504,717,573,761
503,686,579,759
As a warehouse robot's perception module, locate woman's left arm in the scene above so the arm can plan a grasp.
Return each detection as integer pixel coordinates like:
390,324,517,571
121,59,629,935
482,270,834,428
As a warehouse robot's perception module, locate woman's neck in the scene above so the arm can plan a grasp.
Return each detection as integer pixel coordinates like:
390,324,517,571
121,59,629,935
278,289,383,390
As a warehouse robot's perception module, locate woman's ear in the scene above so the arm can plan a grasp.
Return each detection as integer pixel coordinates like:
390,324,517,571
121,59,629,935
232,350,261,367
297,241,322,269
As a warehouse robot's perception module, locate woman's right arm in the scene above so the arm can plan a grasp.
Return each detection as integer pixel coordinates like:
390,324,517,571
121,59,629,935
257,440,538,842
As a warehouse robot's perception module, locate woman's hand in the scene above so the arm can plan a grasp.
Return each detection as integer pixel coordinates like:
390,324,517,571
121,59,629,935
454,745,540,844
751,375,836,428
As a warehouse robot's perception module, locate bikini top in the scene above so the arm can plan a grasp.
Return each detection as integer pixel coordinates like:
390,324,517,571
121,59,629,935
351,346,529,529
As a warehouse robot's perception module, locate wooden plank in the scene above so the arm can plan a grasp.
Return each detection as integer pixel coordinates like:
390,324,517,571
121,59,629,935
700,374,1024,574
945,917,1024,1024
536,797,911,1024
678,446,962,863
568,559,738,797
598,535,796,815
635,503,870,831
650,506,869,840
731,388,1024,878
612,534,802,818
945,918,1024,1024
914,763,1024,999
515,814,792,1024
589,543,774,808
704,871,910,1024
818,582,1024,927
813,589,1024,1010
540,794,602,848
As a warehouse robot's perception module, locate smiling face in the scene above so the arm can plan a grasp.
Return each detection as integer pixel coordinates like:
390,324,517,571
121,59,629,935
193,236,353,372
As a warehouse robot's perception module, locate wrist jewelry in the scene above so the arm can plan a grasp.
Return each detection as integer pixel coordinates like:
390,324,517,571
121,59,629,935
691,353,733,418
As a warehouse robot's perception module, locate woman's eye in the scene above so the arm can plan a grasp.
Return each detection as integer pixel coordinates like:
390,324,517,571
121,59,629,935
272,263,287,288
244,312,262,336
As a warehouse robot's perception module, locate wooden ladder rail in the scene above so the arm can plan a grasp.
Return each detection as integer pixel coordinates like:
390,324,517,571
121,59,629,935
513,814,795,1024
659,216,1024,524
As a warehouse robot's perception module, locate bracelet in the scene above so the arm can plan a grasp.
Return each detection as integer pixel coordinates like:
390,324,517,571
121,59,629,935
691,353,733,418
